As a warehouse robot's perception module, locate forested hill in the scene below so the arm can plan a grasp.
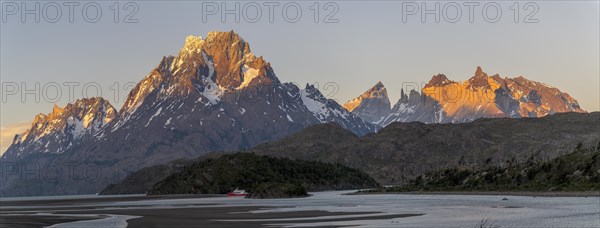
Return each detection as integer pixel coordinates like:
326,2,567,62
131,153,379,195
375,143,600,192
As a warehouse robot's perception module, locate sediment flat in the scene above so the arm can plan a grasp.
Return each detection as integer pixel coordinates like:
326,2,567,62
0,194,224,207
350,191,600,197
0,194,422,227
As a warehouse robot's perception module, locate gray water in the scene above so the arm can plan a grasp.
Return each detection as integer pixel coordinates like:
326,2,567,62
2,191,599,227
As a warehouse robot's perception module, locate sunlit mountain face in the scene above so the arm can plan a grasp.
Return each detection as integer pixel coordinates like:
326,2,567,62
378,66,584,125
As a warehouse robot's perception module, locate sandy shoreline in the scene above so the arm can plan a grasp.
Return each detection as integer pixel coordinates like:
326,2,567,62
349,191,600,197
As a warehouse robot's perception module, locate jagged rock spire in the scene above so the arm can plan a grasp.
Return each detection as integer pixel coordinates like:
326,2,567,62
426,74,454,87
343,82,391,125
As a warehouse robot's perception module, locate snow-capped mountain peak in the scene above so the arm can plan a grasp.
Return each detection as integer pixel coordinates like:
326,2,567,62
4,97,117,159
120,31,278,117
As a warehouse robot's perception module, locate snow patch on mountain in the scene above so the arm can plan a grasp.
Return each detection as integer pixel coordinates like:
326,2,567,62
145,107,163,127
237,65,260,89
199,51,223,105
300,88,330,122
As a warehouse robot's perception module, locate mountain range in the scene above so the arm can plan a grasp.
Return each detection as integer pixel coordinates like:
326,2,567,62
0,31,588,196
343,67,584,126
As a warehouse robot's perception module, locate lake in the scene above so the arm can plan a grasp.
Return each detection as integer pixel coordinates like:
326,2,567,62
1,191,598,227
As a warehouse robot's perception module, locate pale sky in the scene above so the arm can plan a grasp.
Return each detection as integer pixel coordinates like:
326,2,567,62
1,1,599,153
